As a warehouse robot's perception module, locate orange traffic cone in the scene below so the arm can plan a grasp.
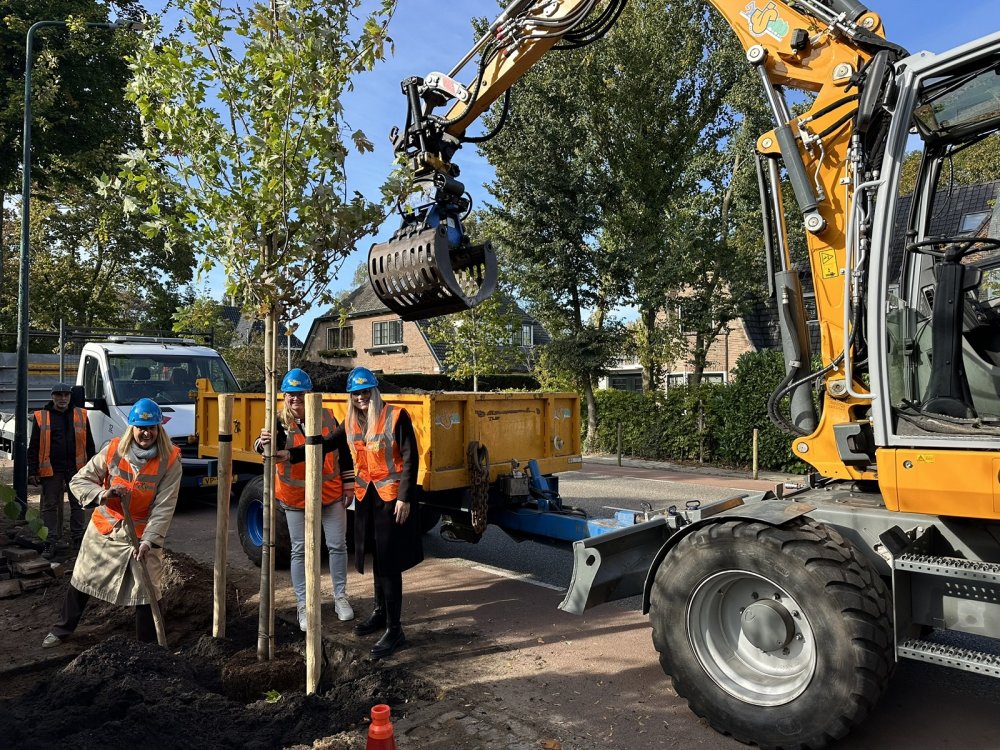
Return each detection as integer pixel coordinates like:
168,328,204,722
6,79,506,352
366,703,397,750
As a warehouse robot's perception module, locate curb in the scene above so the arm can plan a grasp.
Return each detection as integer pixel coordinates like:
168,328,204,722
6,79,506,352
582,453,803,486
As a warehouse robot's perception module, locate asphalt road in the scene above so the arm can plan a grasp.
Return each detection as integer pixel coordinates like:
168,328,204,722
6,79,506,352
167,459,1000,749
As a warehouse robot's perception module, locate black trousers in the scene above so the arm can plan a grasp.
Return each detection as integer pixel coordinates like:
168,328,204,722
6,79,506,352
52,584,160,643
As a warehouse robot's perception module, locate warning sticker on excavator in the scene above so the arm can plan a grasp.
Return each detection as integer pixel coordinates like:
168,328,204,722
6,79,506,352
819,250,839,279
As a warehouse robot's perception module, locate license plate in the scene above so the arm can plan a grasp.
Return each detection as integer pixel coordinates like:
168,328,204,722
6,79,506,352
201,476,218,487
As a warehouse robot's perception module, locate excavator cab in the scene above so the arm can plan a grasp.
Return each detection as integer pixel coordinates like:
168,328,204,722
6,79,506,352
881,44,1000,436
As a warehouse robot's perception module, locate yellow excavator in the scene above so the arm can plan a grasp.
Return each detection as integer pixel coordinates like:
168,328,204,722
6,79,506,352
369,1,1000,746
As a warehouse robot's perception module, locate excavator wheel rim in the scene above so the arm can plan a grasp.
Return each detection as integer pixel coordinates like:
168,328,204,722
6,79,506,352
688,569,816,706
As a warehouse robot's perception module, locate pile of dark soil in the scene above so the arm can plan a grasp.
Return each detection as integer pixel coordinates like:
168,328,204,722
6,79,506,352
0,552,434,750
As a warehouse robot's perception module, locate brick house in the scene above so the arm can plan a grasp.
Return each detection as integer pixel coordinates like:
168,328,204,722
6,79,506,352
602,179,1000,392
300,283,549,375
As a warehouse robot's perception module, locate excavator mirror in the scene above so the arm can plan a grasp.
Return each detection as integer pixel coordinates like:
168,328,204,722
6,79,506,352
368,205,497,321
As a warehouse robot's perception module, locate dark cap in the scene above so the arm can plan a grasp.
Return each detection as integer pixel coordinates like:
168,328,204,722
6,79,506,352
51,382,73,394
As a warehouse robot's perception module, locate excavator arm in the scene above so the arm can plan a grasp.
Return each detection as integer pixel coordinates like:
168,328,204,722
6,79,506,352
371,0,908,480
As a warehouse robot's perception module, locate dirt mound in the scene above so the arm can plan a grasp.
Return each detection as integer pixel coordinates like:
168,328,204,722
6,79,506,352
0,551,434,750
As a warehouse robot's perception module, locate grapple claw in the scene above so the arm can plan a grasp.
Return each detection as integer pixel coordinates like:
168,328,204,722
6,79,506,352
368,212,497,321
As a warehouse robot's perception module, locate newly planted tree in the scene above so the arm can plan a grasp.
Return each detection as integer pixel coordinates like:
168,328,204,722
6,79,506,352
120,0,399,659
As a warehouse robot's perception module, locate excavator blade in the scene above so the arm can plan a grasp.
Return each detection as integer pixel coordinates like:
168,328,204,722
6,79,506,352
369,222,497,321
558,517,673,615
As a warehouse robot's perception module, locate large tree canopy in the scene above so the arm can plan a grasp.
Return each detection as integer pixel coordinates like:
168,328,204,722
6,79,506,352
0,182,197,337
1,0,143,197
121,0,399,321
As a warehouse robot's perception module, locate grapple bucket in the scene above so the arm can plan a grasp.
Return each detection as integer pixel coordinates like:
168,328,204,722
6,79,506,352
369,222,497,321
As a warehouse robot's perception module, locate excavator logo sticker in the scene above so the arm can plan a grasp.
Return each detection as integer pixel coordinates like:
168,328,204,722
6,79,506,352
741,1,790,41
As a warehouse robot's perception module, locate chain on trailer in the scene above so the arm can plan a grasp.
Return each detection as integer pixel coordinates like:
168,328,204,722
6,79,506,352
467,441,490,534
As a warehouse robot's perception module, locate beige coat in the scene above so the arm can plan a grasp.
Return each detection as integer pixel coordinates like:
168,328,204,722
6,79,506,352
68,445,182,605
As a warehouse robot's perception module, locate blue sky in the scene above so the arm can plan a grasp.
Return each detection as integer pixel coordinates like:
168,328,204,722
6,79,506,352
144,0,1000,335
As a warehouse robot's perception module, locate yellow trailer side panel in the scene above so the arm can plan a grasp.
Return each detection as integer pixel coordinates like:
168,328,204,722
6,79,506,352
196,383,581,492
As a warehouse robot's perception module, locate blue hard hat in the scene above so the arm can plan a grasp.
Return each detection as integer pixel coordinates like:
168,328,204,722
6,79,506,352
128,398,162,426
346,367,378,393
280,368,313,393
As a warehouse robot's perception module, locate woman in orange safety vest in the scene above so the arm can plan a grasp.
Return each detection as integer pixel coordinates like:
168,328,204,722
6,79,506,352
281,366,421,659
41,398,181,648
255,368,355,631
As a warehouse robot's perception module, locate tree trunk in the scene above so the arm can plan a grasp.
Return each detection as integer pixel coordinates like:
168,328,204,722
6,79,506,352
257,301,279,660
690,331,707,385
1,189,6,300
640,306,657,392
583,375,598,453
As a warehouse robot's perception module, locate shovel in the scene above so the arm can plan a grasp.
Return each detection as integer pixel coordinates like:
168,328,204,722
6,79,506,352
118,493,169,647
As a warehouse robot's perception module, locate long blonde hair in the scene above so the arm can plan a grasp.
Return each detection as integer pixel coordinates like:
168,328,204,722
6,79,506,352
118,422,173,459
278,396,305,432
346,387,386,442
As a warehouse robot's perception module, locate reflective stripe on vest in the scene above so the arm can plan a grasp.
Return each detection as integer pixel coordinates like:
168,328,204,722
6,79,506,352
275,410,343,508
91,437,181,537
35,407,88,478
349,404,404,502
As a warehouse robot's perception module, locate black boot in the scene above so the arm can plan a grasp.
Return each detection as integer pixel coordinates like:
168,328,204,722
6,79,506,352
354,577,386,636
371,595,405,658
354,609,387,636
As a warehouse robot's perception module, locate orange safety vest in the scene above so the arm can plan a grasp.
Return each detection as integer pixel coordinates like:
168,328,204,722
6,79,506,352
35,407,88,478
348,404,404,502
91,437,181,538
275,410,344,508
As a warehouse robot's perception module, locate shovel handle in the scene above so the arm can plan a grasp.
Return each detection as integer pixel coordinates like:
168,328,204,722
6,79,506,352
119,498,169,648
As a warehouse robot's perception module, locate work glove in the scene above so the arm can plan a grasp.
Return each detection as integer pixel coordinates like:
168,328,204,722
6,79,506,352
134,540,152,561
100,486,124,505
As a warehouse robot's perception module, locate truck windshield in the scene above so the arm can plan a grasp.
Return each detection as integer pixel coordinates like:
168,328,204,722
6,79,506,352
107,354,239,406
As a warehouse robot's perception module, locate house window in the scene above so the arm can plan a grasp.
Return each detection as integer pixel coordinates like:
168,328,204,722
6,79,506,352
959,210,991,235
609,374,643,392
667,373,688,389
327,325,353,350
512,322,534,346
666,372,725,388
372,320,403,346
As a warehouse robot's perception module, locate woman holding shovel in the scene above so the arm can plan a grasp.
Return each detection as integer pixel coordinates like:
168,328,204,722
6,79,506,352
41,398,181,648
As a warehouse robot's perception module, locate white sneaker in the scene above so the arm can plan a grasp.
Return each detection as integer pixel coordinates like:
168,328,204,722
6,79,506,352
297,605,307,632
334,596,355,622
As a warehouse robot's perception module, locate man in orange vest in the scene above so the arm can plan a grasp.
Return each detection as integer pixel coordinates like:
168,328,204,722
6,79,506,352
28,383,95,558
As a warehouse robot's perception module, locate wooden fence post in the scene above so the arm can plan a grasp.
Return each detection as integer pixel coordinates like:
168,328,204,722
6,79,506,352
617,422,623,466
752,428,759,481
213,393,234,639
304,393,324,694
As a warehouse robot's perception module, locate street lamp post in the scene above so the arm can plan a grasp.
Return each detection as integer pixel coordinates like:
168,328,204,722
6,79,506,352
12,19,140,515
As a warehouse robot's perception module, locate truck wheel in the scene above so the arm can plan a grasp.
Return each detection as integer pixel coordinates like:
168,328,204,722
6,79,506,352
649,518,893,749
420,508,442,535
236,476,291,569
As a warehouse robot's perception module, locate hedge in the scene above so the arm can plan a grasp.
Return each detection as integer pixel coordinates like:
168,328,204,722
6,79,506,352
590,350,808,474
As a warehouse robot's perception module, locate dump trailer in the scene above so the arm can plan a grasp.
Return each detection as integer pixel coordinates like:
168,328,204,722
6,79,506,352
194,381,625,567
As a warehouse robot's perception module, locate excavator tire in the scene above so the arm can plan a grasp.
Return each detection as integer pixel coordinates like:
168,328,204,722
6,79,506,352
649,518,893,750
237,476,291,569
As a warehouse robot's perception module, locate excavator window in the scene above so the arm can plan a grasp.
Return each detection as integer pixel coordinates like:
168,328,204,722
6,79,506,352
882,49,1000,436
